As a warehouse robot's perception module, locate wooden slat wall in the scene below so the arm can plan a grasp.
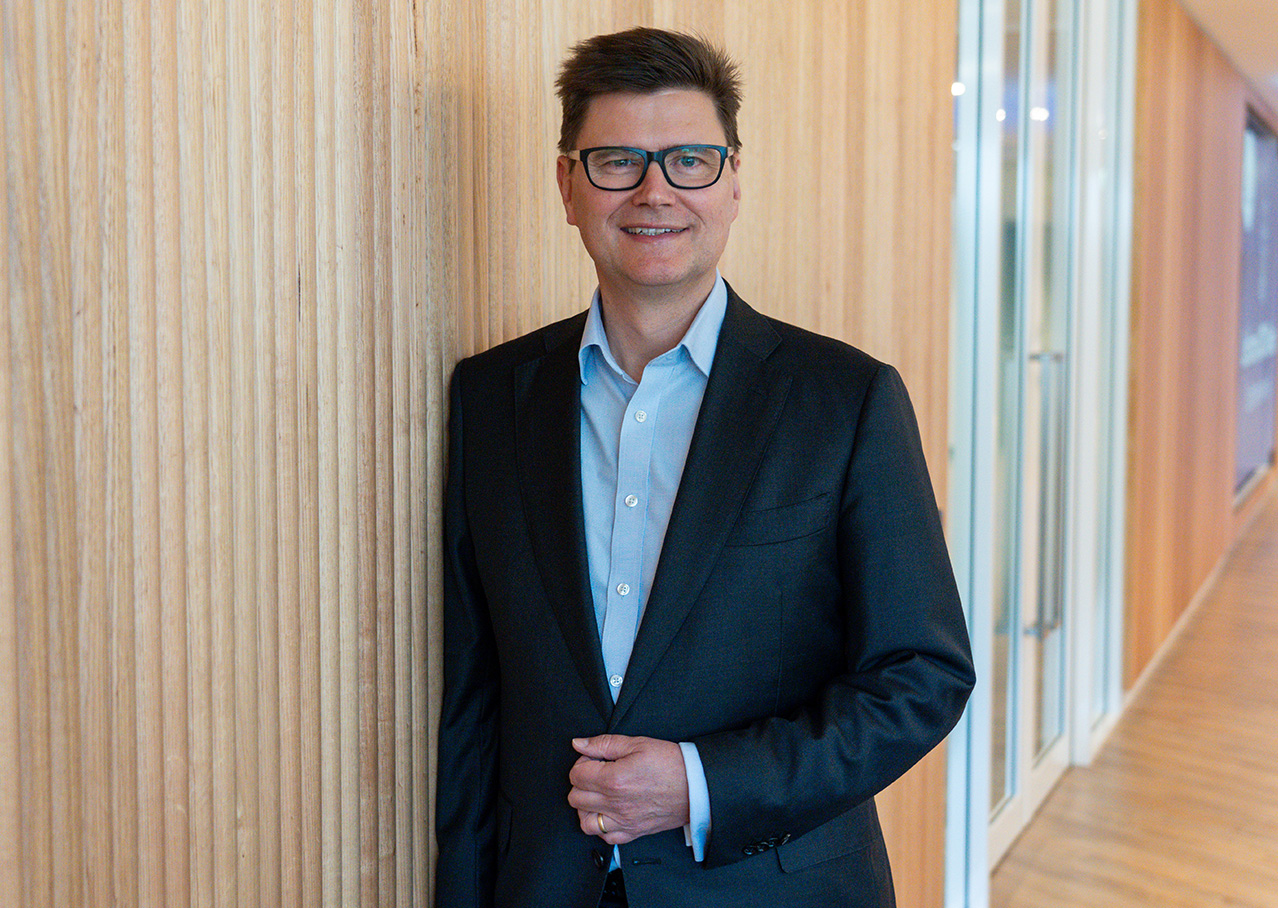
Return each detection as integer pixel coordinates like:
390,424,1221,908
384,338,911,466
1,1,957,905
1127,0,1271,688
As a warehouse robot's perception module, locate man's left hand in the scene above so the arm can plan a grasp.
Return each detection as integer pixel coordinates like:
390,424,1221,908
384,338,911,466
567,734,690,846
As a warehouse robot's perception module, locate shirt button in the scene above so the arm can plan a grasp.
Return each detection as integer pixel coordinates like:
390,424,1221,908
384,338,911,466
609,674,623,688
616,583,631,597
634,410,647,423
624,494,639,508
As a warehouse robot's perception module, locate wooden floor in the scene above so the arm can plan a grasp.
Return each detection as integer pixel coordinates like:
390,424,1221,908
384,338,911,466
991,492,1278,907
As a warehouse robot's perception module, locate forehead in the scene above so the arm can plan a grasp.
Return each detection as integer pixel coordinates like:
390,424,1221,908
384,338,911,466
577,89,726,145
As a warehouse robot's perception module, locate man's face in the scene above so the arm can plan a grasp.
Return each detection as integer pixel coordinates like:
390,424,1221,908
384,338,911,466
556,89,741,307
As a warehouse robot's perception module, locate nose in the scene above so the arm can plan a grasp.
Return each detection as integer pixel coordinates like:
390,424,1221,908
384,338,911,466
629,157,675,205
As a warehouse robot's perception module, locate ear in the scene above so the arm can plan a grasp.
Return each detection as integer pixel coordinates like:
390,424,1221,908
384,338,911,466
728,151,742,219
556,155,578,226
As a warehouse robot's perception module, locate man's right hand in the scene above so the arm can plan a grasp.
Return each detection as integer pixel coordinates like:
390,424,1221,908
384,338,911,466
567,734,691,845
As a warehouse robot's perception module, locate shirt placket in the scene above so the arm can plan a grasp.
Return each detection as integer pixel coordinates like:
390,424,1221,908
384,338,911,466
599,364,666,702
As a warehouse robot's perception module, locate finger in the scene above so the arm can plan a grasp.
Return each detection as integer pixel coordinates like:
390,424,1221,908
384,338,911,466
578,808,602,837
576,809,637,846
567,784,606,813
571,734,639,761
568,755,614,794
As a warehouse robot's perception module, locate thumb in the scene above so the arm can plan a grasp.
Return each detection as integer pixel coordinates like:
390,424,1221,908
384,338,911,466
571,733,637,761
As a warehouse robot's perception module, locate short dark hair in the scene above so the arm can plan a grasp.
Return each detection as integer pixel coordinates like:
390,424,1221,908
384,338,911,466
555,27,743,154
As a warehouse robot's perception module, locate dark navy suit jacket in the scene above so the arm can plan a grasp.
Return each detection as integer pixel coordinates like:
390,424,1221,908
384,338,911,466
436,286,975,907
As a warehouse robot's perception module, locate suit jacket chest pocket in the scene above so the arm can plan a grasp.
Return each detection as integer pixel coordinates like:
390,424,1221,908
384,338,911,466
724,492,831,547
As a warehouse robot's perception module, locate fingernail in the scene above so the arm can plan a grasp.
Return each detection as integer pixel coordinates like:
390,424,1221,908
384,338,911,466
572,738,586,747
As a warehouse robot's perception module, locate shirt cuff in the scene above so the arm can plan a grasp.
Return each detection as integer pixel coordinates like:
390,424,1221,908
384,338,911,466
678,741,711,862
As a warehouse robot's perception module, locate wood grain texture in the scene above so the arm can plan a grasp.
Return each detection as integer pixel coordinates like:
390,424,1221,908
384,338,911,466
993,492,1278,907
1127,0,1263,690
1,1,958,905
1,15,21,907
176,2,214,905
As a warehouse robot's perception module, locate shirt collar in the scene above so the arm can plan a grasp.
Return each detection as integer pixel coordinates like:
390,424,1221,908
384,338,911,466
578,272,728,385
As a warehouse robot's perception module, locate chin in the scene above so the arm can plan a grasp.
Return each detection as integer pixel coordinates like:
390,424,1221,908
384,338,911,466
621,259,705,286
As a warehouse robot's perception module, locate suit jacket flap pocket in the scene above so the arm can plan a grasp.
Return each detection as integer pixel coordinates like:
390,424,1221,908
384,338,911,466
776,801,877,873
725,492,830,547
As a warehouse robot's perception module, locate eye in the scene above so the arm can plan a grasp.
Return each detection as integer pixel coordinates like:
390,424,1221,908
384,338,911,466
665,147,717,172
592,149,642,170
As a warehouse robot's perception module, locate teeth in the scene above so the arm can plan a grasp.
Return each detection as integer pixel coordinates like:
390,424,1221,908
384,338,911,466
625,227,681,236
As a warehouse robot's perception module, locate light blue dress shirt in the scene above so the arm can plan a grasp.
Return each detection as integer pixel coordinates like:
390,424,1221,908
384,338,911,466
577,274,727,866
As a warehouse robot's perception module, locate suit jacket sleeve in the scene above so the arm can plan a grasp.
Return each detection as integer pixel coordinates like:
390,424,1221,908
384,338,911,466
692,361,975,868
435,360,501,908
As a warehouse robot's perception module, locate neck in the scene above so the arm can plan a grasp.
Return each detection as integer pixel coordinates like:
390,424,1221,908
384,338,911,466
598,278,714,382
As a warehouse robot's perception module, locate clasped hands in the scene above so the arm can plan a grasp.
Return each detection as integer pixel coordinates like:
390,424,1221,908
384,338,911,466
567,734,690,846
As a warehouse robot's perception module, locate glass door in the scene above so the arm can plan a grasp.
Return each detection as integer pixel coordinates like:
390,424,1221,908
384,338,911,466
984,0,1074,862
947,0,1133,901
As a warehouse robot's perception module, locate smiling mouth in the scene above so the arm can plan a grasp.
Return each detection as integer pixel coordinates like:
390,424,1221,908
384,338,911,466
623,227,686,236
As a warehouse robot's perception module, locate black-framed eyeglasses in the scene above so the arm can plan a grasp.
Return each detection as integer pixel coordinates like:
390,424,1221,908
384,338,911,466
566,145,736,191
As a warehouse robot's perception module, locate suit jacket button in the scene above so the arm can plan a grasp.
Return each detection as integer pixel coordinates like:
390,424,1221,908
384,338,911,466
593,849,606,870
742,845,758,857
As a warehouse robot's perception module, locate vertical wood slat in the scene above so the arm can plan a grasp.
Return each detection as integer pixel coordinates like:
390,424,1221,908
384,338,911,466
0,10,21,906
333,0,362,899
176,0,212,903
272,0,303,903
359,0,386,901
199,0,239,902
390,0,427,902
123,0,164,903
369,1,397,903
36,0,86,904
6,3,53,906
73,0,114,901
4,2,962,906
94,0,138,903
226,0,263,902
250,0,281,902
353,0,376,893
420,3,450,902
312,0,343,901
291,0,324,904
152,0,191,904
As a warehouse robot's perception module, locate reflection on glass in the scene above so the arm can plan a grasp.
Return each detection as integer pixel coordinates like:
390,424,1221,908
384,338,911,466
990,0,1073,814
990,0,1023,817
1026,0,1070,763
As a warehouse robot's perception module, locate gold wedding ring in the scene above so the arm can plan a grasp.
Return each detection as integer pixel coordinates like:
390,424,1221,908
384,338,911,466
597,813,608,835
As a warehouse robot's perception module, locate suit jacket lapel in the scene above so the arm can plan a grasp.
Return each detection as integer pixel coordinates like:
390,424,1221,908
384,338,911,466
514,313,615,721
612,289,793,726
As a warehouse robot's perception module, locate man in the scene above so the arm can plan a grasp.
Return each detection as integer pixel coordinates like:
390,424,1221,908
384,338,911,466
436,27,974,908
